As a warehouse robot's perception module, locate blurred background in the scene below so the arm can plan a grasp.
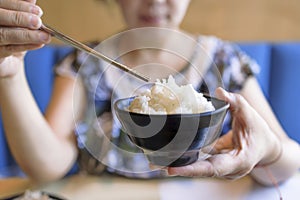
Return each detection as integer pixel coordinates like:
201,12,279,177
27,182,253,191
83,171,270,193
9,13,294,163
38,0,300,43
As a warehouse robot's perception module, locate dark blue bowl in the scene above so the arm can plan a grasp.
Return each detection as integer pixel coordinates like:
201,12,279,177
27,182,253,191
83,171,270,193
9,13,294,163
4,192,67,200
114,95,229,167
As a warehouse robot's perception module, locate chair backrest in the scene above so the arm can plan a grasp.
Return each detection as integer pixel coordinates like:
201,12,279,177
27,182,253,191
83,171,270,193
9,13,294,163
269,43,300,143
238,42,300,143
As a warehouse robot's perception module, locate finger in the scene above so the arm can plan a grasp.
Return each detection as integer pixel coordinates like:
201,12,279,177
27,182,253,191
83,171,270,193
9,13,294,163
211,132,234,154
0,0,42,16
23,0,37,4
222,169,249,180
215,87,253,117
0,10,42,30
167,160,215,177
0,43,45,58
208,150,253,178
0,28,50,45
215,87,229,101
167,150,253,179
215,87,239,110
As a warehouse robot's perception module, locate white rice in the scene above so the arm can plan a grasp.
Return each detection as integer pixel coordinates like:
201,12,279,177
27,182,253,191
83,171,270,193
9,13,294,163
129,75,215,114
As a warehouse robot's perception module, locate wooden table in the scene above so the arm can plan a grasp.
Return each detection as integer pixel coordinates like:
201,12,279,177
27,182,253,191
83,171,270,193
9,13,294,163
1,172,300,200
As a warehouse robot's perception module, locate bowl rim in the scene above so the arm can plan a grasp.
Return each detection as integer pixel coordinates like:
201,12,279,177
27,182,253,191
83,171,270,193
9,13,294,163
114,95,229,118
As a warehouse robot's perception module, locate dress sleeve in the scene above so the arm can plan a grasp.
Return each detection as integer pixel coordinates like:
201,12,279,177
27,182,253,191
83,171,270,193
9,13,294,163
54,49,84,79
211,39,261,135
55,41,100,79
213,40,260,92
54,45,113,103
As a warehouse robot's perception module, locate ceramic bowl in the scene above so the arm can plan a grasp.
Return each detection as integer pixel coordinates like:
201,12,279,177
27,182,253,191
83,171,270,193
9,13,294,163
114,95,229,167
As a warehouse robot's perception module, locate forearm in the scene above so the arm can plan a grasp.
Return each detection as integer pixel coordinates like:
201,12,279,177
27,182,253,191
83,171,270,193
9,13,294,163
0,68,77,182
251,138,300,185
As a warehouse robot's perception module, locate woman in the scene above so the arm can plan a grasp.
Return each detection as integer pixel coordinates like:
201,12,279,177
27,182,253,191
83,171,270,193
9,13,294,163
0,0,299,186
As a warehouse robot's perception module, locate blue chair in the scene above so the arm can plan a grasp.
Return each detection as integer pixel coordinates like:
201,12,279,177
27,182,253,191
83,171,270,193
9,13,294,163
0,45,78,177
238,42,300,143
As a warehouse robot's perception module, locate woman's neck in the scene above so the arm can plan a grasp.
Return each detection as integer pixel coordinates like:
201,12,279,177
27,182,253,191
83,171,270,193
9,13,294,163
116,28,198,79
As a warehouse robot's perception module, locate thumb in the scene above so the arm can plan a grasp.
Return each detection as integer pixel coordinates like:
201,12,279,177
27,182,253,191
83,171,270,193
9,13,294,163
215,87,250,115
215,87,231,103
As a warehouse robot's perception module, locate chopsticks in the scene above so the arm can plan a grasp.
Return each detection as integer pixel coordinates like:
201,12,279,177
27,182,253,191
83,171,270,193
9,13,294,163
40,24,150,82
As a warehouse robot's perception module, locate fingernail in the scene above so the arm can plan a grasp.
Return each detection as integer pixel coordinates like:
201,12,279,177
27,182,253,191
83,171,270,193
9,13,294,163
39,32,50,42
31,6,43,17
166,170,178,176
220,88,230,99
215,87,227,100
30,15,41,29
